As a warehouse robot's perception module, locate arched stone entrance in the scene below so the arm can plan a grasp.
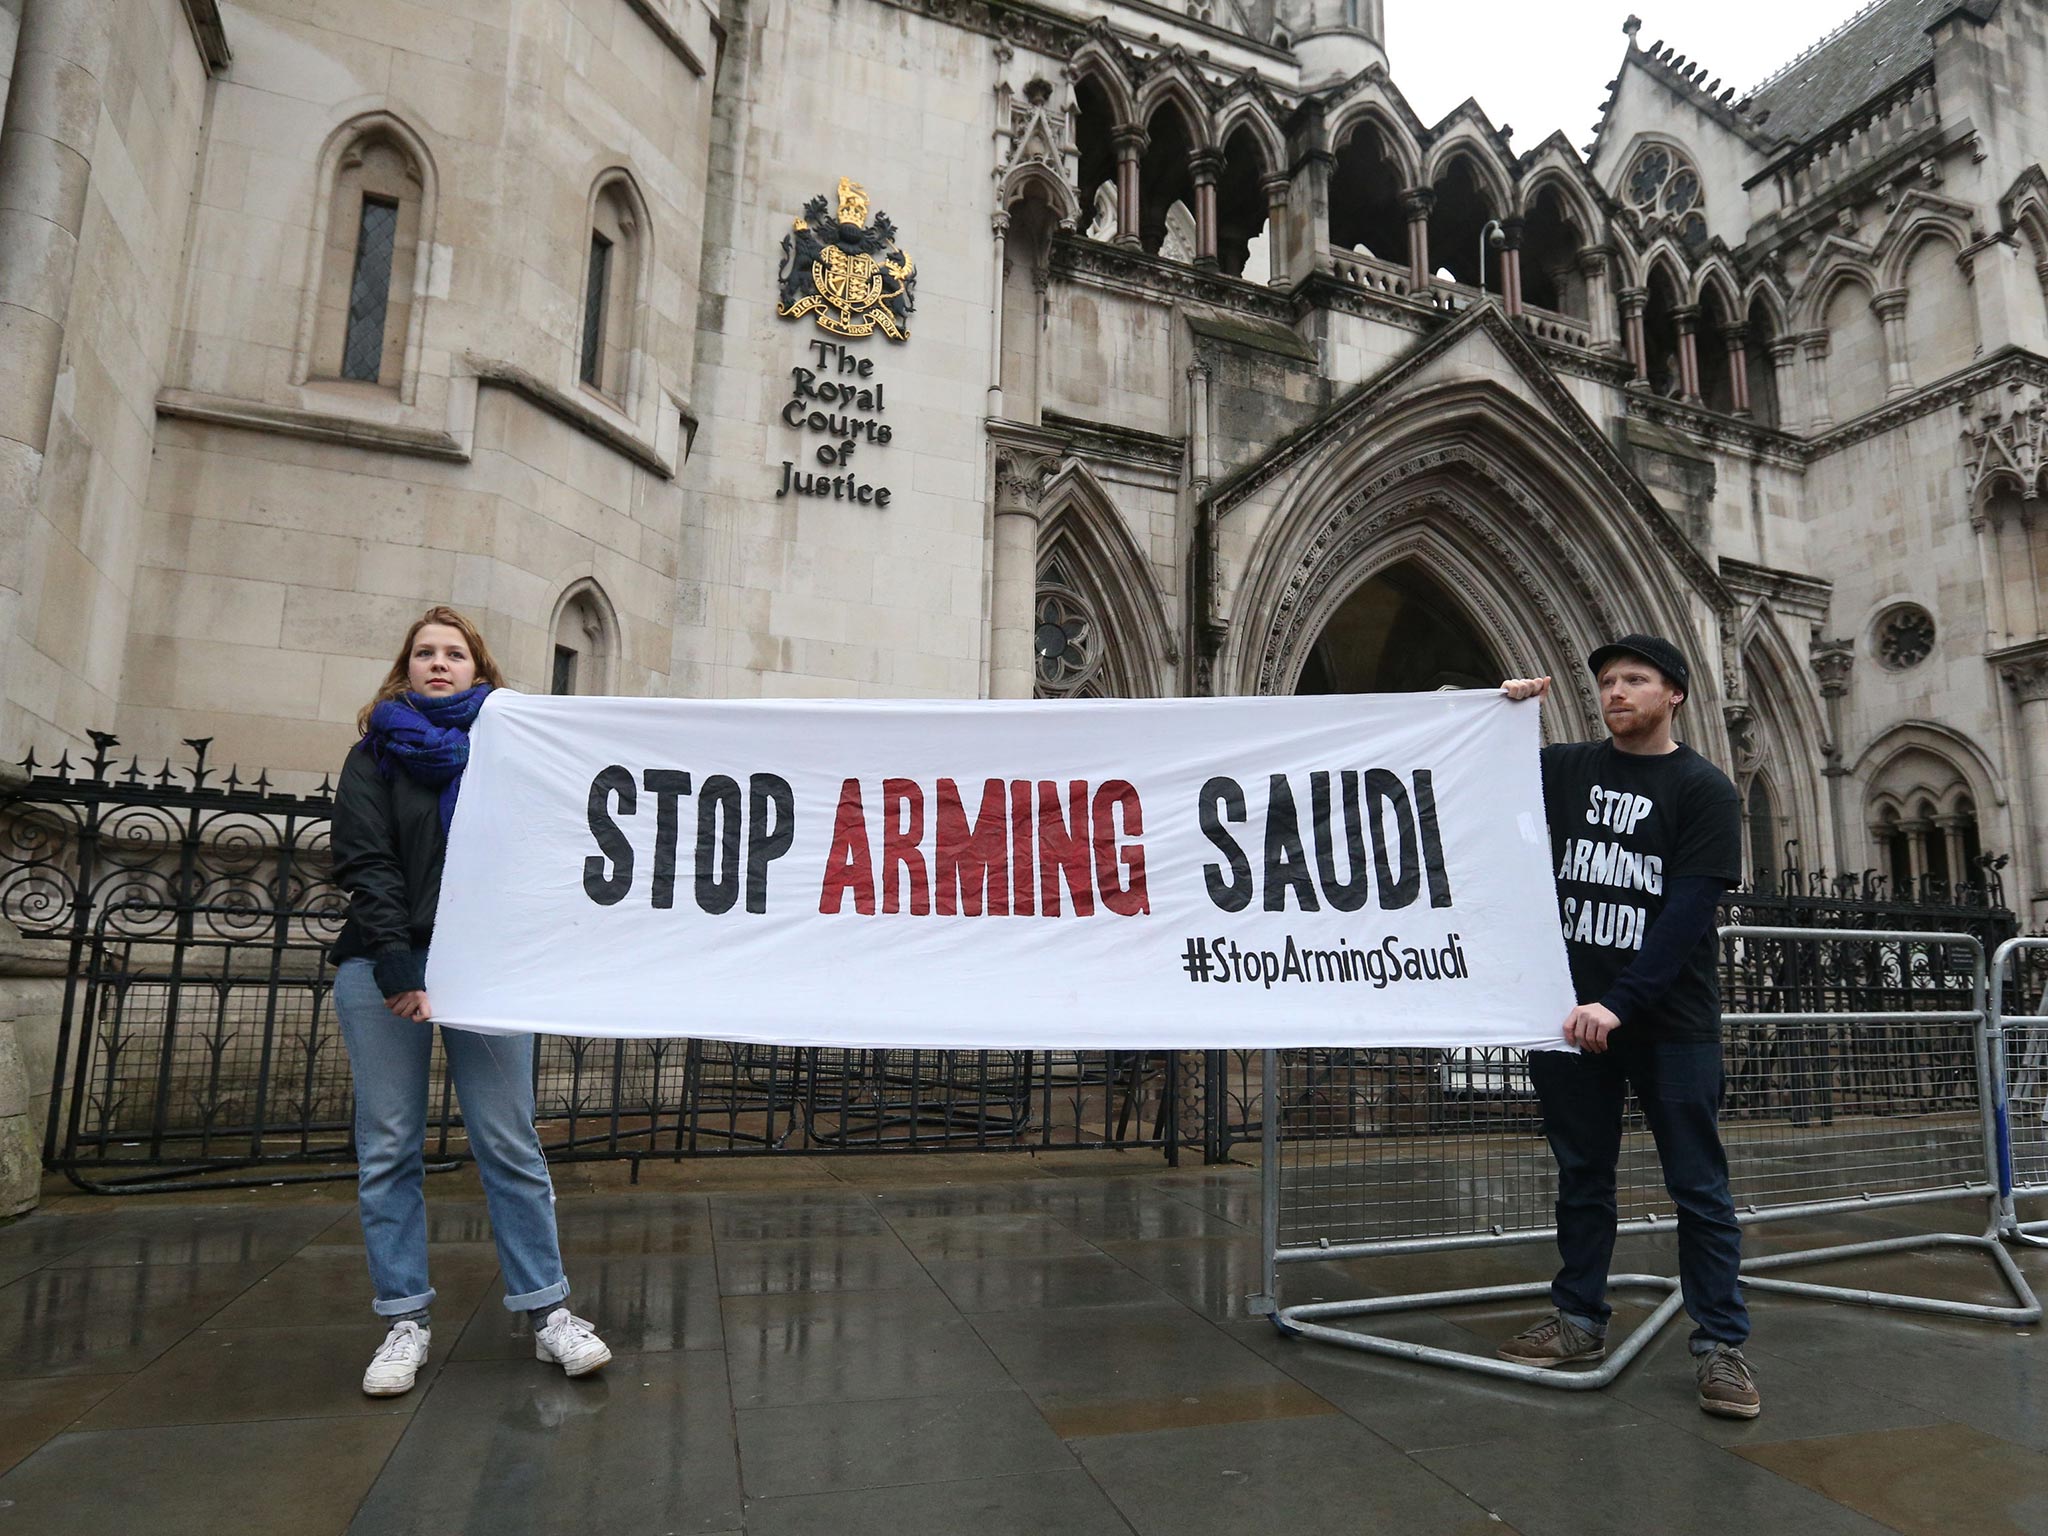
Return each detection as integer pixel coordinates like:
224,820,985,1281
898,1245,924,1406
1295,562,1504,693
1214,368,1731,761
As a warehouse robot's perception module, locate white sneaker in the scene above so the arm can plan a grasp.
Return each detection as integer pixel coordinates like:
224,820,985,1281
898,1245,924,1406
362,1320,431,1397
534,1307,611,1377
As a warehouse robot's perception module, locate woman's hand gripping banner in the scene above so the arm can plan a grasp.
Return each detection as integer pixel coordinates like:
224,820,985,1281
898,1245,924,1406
426,690,1575,1048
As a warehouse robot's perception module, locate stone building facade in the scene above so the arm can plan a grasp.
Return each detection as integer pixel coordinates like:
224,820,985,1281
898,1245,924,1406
2,0,2048,1185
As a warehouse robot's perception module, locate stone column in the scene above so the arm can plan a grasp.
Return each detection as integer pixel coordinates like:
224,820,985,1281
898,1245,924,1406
1618,287,1648,385
1901,817,1931,891
990,446,1055,699
0,0,112,468
1974,511,2010,648
1937,813,1969,890
1997,646,2048,914
1500,216,1524,317
1262,173,1290,287
1673,305,1702,403
1800,331,1834,432
1725,323,1751,416
1579,246,1617,351
1401,186,1433,291
1811,637,1854,877
1868,819,1896,886
987,211,1008,420
1286,99,1331,282
1112,128,1146,249
1190,149,1221,270
1873,288,1913,400
1768,337,1800,428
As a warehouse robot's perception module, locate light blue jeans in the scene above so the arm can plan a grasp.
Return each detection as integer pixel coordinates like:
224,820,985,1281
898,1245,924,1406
334,955,570,1318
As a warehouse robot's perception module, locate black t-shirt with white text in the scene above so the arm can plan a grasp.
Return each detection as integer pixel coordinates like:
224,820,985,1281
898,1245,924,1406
1540,740,1741,1042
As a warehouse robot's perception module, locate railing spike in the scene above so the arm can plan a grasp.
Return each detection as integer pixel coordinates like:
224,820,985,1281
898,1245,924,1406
183,737,214,791
52,751,73,784
17,747,36,777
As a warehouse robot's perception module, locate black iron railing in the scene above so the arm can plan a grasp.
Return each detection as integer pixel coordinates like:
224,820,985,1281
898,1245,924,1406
4,738,1199,1187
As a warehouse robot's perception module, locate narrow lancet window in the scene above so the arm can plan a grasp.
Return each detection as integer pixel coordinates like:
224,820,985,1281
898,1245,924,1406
341,196,399,383
581,232,613,389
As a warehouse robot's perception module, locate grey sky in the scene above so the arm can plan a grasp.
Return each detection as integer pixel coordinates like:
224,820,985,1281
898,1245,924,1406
1386,0,1878,152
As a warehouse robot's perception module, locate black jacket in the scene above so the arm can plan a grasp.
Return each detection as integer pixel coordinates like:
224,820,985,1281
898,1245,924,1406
329,740,446,997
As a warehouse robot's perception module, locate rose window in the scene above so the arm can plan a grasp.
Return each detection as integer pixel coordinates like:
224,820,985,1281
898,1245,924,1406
1875,605,1936,671
1034,588,1098,694
1624,145,1708,256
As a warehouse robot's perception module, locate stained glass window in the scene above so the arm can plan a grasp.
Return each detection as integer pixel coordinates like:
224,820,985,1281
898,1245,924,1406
341,196,399,383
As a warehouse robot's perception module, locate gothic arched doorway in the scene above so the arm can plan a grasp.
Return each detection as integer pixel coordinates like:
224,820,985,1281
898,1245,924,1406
1295,562,1504,694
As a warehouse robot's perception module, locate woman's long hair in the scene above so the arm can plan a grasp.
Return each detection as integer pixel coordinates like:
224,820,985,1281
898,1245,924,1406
356,605,508,734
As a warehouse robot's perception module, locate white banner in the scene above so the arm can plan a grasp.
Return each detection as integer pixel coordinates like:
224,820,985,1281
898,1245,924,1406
426,691,1575,1048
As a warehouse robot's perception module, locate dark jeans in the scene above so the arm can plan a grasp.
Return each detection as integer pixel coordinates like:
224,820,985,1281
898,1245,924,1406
1527,1034,1749,1351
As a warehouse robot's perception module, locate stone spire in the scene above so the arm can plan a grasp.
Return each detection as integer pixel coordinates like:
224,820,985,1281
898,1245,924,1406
1277,0,1387,83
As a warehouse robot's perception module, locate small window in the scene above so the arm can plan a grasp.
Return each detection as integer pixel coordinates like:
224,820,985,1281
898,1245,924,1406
579,177,643,403
580,232,612,389
311,131,426,390
550,581,618,697
1875,604,1936,671
342,197,400,382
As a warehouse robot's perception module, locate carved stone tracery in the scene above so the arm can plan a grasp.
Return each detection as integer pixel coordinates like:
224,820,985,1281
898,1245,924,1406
1250,443,1628,726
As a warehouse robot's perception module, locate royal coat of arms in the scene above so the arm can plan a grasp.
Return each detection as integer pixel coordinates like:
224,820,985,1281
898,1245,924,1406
777,178,916,341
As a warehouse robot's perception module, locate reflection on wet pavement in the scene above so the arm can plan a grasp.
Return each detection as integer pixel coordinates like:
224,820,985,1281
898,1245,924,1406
0,1169,2039,1533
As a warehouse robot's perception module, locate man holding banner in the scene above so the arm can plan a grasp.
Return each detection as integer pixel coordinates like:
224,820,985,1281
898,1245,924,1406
1500,637,1760,1420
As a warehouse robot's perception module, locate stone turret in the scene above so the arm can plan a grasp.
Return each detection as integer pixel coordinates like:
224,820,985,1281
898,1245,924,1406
1277,0,1387,83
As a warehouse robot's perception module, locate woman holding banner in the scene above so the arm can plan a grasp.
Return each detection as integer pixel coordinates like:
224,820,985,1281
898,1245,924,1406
329,605,610,1396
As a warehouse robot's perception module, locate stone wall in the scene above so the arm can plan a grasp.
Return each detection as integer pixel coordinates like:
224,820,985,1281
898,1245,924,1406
112,0,715,777
673,0,1000,700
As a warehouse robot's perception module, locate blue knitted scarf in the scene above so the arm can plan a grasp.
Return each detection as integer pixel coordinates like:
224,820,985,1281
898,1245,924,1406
365,685,491,832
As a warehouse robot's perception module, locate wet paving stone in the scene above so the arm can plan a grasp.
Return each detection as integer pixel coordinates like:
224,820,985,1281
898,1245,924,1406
736,1387,1072,1497
0,1260,277,1378
882,1211,1101,1260
1072,1413,1509,1536
1737,1421,2048,1535
968,1301,1296,1402
920,1252,1166,1313
1413,1416,1897,1536
452,1253,723,1358
723,1288,1011,1408
744,1466,1135,1536
6,1170,2045,1531
0,1374,125,1475
0,1416,407,1536
206,1243,500,1329
709,1194,889,1241
78,1324,434,1429
714,1233,935,1295
347,1350,741,1535
41,1204,341,1270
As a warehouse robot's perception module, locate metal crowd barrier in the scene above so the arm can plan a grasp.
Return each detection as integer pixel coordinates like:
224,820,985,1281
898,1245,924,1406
1991,936,2048,1248
1252,927,2042,1391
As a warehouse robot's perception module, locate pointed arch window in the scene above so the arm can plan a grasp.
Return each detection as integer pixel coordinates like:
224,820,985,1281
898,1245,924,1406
580,175,646,405
550,580,620,696
309,126,429,392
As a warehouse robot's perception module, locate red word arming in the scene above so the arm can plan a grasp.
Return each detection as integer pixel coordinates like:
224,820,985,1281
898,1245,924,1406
819,778,1148,917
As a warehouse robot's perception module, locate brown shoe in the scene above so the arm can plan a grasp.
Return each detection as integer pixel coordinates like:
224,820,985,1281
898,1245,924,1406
1497,1311,1606,1367
1696,1343,1761,1419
